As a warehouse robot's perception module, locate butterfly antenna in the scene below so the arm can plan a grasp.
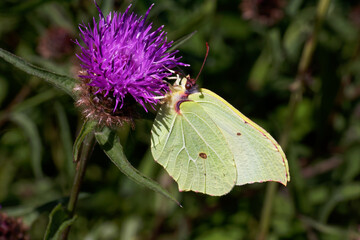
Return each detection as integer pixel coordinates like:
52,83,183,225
194,42,210,83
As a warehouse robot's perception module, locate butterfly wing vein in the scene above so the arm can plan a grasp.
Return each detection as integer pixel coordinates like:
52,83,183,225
151,102,236,196
189,89,290,185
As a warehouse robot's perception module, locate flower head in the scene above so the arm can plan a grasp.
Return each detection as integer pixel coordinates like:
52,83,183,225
75,2,187,126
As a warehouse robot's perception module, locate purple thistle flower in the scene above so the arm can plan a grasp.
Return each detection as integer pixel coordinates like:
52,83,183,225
75,2,187,115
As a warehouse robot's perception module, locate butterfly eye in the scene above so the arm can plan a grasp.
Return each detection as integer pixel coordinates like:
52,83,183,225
185,82,192,90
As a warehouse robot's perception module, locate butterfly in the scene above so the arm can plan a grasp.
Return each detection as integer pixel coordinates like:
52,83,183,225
151,45,290,196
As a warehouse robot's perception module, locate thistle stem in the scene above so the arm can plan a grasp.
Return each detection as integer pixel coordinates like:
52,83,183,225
256,0,331,239
62,132,96,240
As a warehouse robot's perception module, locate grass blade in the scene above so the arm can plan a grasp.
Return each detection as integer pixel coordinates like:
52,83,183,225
10,112,43,179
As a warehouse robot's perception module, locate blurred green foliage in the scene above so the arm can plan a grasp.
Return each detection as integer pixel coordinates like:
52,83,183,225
0,0,360,239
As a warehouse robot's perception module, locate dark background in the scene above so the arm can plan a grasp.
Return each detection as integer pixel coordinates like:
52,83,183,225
0,0,360,239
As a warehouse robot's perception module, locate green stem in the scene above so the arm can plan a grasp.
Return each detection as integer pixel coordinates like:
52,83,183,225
62,132,96,240
256,0,331,239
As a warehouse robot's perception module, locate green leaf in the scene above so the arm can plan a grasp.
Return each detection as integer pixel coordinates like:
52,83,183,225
10,112,43,179
0,76,8,106
95,126,181,206
300,215,360,239
73,120,97,163
0,48,77,98
168,30,197,53
248,49,271,90
54,102,75,178
320,182,360,223
44,204,77,240
0,160,16,202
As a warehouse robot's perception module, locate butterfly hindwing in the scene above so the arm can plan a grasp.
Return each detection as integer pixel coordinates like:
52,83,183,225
188,89,290,186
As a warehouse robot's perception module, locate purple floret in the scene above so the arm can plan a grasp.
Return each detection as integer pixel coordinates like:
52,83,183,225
75,3,188,111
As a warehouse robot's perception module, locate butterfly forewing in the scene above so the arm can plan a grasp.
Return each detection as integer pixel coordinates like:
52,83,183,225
189,89,290,186
151,100,237,196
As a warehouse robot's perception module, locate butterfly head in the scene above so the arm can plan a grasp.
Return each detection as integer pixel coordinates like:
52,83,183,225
172,74,198,94
183,76,199,95
182,42,209,94
164,42,208,112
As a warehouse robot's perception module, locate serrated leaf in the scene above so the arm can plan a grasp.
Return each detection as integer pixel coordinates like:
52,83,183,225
0,48,76,98
73,120,97,163
44,204,77,240
95,126,181,206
